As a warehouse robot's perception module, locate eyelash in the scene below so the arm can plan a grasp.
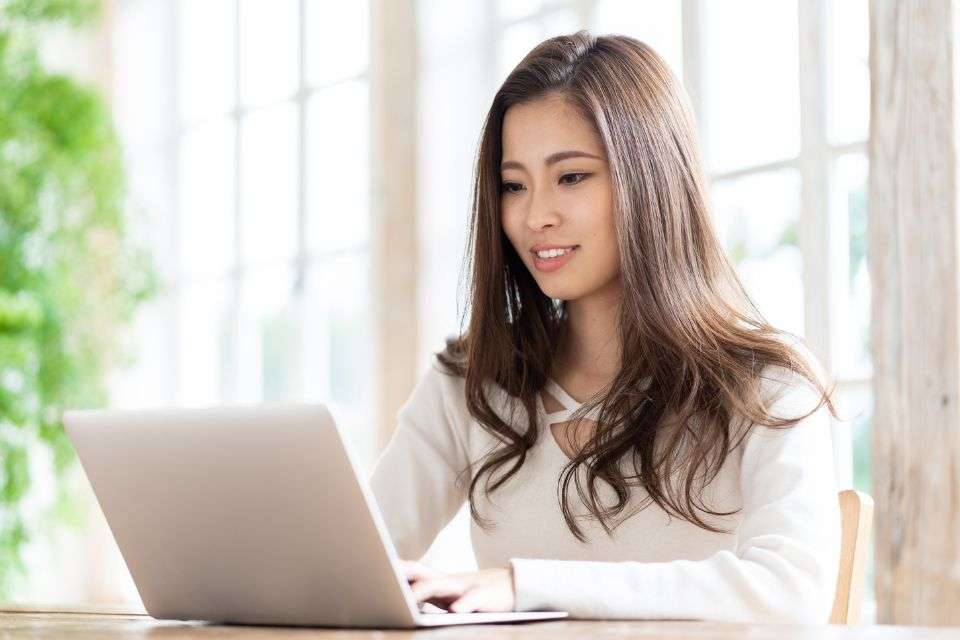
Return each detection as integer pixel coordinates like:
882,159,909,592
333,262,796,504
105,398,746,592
500,172,590,194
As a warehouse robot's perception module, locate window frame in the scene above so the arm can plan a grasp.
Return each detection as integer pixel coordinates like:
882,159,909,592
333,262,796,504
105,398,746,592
166,0,372,406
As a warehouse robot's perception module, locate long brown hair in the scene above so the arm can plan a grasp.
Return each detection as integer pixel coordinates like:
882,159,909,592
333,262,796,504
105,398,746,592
437,30,837,542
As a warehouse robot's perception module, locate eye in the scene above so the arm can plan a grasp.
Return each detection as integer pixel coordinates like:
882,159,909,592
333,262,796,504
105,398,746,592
500,174,588,193
559,172,589,186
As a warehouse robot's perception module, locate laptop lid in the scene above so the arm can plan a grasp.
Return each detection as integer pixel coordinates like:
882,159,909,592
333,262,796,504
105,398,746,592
63,403,420,628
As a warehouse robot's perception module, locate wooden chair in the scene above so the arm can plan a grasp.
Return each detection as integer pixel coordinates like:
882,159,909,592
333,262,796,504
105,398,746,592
829,489,874,625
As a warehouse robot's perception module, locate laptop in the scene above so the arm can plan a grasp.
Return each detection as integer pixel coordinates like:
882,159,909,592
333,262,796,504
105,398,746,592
62,403,568,628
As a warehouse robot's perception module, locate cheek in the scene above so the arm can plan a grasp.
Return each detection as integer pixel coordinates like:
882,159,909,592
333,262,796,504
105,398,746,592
500,207,523,253
601,211,620,268
580,194,619,269
499,209,511,240
570,189,615,241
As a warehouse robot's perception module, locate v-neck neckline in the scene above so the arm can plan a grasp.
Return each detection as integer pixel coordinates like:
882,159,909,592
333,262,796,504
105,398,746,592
536,378,601,424
535,375,653,462
535,375,653,422
544,378,582,411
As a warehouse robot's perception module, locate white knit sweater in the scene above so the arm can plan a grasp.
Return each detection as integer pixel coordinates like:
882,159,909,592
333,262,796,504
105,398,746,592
369,351,841,624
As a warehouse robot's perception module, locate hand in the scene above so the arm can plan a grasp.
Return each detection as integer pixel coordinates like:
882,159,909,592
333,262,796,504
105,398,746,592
400,559,516,613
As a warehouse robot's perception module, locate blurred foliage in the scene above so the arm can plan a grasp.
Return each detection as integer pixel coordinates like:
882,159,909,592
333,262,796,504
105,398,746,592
0,0,156,596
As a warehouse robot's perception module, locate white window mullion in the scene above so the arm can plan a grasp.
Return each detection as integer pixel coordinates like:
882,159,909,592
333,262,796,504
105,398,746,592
291,0,308,399
798,0,836,368
168,0,182,407
710,157,800,183
224,0,243,403
798,0,853,488
681,0,707,163
295,0,308,291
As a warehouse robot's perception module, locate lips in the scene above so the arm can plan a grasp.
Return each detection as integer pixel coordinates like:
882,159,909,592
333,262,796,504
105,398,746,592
530,244,579,254
531,245,579,273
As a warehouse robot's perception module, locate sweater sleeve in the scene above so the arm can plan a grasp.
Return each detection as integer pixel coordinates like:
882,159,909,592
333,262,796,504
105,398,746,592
509,369,842,624
369,361,472,561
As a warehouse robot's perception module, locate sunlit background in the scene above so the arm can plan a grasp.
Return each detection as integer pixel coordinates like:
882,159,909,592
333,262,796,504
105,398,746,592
17,0,870,620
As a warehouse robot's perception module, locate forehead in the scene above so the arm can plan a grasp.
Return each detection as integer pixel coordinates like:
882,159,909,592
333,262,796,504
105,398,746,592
500,93,605,162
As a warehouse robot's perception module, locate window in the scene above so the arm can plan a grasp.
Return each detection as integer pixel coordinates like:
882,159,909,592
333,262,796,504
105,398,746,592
50,0,374,606
114,0,374,461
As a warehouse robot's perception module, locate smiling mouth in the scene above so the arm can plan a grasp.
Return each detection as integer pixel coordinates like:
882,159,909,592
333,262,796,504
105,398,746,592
530,245,579,273
531,245,579,259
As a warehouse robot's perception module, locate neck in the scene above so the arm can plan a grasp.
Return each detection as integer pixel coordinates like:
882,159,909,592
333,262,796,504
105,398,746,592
556,278,622,385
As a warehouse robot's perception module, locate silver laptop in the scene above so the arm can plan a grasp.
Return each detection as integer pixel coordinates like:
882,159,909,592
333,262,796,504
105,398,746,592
62,404,568,628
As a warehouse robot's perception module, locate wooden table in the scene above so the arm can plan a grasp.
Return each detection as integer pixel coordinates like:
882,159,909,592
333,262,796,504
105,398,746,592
1,606,958,639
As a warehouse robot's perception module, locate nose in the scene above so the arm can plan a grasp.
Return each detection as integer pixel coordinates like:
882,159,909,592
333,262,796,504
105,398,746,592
524,182,561,232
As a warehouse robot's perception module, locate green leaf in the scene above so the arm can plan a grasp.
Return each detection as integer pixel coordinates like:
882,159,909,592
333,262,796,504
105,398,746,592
1,0,101,27
0,0,156,598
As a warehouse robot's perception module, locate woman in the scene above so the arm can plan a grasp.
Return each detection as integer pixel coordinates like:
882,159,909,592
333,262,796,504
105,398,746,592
370,30,841,624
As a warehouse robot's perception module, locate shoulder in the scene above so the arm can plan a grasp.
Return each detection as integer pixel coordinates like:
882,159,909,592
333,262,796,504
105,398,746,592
388,360,477,468
409,356,526,450
734,339,840,535
726,334,834,456
755,333,830,413
401,357,484,445
402,358,464,417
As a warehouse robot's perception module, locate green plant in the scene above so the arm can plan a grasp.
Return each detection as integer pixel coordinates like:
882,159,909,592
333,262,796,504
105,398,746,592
0,0,155,597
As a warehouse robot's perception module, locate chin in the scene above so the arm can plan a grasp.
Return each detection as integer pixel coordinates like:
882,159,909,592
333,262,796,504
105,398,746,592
536,279,585,302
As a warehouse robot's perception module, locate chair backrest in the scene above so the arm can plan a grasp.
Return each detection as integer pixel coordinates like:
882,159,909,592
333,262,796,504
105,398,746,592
829,489,874,625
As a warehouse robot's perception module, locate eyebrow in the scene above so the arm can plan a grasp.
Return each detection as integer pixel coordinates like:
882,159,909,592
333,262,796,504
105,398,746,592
500,150,605,172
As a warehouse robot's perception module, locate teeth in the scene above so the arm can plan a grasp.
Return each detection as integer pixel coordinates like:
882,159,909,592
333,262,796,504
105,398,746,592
536,247,574,259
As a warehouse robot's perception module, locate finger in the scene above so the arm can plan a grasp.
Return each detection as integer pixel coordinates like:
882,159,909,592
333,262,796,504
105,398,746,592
411,576,469,604
400,560,442,582
422,596,456,611
411,577,464,602
448,589,484,613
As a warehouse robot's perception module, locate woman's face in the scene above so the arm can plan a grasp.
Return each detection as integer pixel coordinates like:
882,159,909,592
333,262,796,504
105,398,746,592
499,93,620,302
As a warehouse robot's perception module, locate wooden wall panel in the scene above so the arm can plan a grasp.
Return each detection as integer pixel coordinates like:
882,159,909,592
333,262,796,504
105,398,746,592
870,0,960,625
370,0,419,452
